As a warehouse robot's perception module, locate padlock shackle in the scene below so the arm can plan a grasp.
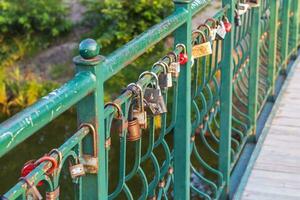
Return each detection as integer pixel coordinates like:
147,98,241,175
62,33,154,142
192,30,207,43
175,43,187,55
167,51,178,62
126,83,145,114
105,102,123,119
152,61,168,74
205,18,218,29
34,156,58,175
79,123,98,158
196,24,212,39
139,71,160,91
48,148,62,169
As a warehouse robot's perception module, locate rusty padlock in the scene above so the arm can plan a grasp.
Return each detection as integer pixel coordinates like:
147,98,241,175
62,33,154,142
79,123,98,174
69,158,85,179
139,71,167,116
127,83,147,129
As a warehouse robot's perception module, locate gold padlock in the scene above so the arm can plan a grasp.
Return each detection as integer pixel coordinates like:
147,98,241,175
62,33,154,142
192,30,213,58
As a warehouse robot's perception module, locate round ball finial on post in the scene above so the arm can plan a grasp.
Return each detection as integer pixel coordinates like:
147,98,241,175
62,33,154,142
79,38,101,59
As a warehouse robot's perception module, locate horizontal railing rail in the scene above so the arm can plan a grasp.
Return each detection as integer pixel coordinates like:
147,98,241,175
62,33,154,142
0,0,299,199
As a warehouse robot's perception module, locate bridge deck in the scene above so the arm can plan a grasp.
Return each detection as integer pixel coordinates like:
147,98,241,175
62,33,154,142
240,58,300,200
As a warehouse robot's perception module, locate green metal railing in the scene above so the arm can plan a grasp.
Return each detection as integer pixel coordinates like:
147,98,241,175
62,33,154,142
0,0,299,199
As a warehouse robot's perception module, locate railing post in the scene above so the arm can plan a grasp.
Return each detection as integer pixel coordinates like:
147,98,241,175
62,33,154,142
281,0,291,72
173,0,192,199
73,39,107,199
219,0,234,197
290,0,299,56
248,3,261,138
268,1,279,98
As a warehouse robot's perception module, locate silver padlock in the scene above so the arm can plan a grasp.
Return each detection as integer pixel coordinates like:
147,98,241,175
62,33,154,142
139,71,167,116
216,21,226,40
205,18,218,41
154,61,172,88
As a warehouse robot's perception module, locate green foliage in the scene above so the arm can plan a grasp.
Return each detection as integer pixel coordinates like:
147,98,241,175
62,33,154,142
0,0,72,68
83,0,173,50
0,0,71,114
0,0,71,37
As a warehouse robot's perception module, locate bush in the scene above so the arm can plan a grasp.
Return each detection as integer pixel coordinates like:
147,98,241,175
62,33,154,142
0,0,71,37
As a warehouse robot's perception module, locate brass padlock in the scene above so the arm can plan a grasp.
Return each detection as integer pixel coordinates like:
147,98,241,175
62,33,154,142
192,30,213,58
216,20,226,40
79,123,98,174
139,71,167,116
46,187,60,200
127,102,141,141
105,102,128,137
154,61,172,89
127,83,147,129
19,177,43,200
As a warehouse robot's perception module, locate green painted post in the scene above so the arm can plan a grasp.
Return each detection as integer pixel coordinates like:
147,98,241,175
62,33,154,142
173,0,192,199
219,0,234,197
248,3,261,138
281,0,291,72
290,0,299,55
74,39,107,200
268,1,279,98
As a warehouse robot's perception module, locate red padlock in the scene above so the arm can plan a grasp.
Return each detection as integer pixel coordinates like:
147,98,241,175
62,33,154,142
223,17,232,33
179,53,188,65
176,44,188,65
21,156,58,187
21,160,43,186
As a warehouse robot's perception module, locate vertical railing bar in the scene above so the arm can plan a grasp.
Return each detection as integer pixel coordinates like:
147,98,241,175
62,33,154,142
173,0,192,199
290,0,299,57
267,0,279,99
219,0,234,198
281,0,291,73
74,39,107,199
248,3,261,139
